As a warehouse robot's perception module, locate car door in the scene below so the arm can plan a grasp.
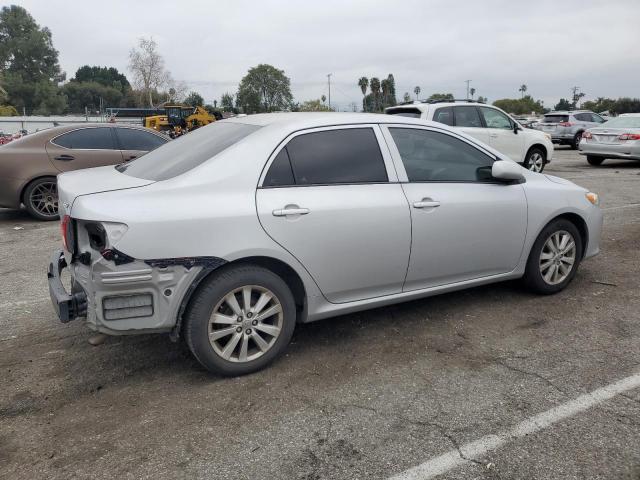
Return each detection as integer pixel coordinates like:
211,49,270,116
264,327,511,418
256,125,411,304
479,106,525,162
46,127,123,172
452,106,491,146
114,126,168,162
382,125,527,291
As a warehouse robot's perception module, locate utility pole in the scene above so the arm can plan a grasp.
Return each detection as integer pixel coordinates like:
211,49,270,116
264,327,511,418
465,80,472,100
327,73,332,109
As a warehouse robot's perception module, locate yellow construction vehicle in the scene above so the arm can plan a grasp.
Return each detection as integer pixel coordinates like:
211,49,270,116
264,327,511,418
144,105,217,137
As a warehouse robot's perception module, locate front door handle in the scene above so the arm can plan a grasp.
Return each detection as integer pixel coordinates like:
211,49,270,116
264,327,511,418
272,207,310,217
54,154,75,161
125,155,137,161
489,133,498,138
413,200,440,209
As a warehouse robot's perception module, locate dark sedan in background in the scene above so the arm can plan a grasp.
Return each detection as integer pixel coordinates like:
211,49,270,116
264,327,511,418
0,123,167,220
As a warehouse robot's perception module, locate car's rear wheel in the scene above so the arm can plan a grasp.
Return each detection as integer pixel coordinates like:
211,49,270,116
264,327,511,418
523,219,583,294
587,155,605,166
23,177,59,221
184,265,296,376
523,148,546,173
571,132,582,150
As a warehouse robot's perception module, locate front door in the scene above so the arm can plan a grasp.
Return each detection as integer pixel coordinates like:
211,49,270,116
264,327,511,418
479,106,525,162
256,126,411,303
383,126,527,291
46,126,123,172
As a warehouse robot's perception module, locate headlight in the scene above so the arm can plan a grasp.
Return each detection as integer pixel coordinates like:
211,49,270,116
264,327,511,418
585,192,599,206
544,133,552,141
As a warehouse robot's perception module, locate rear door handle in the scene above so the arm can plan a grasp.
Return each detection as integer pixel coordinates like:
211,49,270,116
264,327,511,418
413,200,440,209
272,207,310,217
54,154,75,161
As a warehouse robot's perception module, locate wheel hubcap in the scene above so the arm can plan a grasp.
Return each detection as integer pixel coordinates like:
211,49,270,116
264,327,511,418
529,153,544,172
539,230,576,285
30,182,58,217
208,285,283,363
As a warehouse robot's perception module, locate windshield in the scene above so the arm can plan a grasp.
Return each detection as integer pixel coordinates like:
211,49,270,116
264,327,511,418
117,122,261,181
601,116,640,128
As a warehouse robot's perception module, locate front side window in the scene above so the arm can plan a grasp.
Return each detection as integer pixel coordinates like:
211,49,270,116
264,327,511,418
453,107,482,128
590,113,605,123
389,128,494,182
53,128,115,150
116,128,167,151
479,107,512,129
432,107,454,126
283,128,388,185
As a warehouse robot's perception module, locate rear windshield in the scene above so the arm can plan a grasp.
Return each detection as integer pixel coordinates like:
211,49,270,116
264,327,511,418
385,107,422,118
117,122,260,180
600,116,640,128
542,115,569,123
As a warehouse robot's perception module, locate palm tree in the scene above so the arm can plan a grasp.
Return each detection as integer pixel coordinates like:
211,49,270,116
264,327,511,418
358,77,369,112
381,79,390,109
370,77,381,112
321,94,327,104
470,87,476,100
518,84,527,99
414,86,421,100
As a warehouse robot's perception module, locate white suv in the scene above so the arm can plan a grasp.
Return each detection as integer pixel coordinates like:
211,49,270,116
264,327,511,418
386,100,554,173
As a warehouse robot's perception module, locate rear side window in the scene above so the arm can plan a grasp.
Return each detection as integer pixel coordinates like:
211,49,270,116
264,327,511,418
386,107,422,118
264,148,295,187
543,115,569,123
118,122,260,181
453,107,482,128
432,107,454,126
389,128,494,182
116,128,167,151
53,128,115,149
574,113,590,122
284,128,388,185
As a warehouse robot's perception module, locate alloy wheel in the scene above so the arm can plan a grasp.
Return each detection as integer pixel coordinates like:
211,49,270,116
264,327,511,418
208,285,283,363
539,230,576,285
29,181,58,218
528,152,544,172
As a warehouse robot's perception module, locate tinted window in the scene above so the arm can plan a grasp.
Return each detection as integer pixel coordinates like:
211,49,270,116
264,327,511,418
116,128,167,151
386,107,422,118
433,107,454,126
389,128,494,182
574,113,590,122
543,115,569,123
590,113,605,123
285,128,387,185
479,107,512,129
453,107,482,128
264,148,295,187
53,128,115,149
118,122,260,181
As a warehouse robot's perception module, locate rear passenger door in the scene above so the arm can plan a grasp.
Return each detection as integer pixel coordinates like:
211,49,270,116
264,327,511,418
452,106,491,146
256,125,411,303
114,127,168,162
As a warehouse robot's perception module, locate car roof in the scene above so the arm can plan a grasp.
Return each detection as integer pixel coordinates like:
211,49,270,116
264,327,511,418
547,110,592,115
224,112,440,129
385,101,490,112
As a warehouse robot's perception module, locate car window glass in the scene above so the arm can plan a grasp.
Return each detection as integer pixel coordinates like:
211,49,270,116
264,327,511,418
116,128,167,151
264,148,295,187
543,115,568,123
574,113,589,122
433,107,454,126
386,107,422,118
285,128,388,185
479,107,512,129
389,128,494,182
53,128,115,149
453,107,482,128
591,113,605,123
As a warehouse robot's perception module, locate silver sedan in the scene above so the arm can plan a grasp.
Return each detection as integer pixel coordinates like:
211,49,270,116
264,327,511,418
47,113,603,375
579,113,640,165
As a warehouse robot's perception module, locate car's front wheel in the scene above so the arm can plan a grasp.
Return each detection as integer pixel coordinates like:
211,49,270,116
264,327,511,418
523,219,583,294
23,177,59,221
587,156,605,166
523,148,546,173
184,265,296,376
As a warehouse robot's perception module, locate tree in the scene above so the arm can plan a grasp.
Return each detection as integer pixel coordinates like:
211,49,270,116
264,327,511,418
414,86,421,100
476,96,487,104
72,66,129,93
299,99,333,112
469,87,476,99
236,64,293,113
426,93,455,102
369,77,381,111
321,94,326,104
518,84,528,99
221,92,235,112
384,74,397,108
184,91,204,107
358,77,368,111
128,37,170,107
554,98,572,111
63,81,123,113
0,5,66,114
571,88,585,109
403,92,411,103
493,95,544,115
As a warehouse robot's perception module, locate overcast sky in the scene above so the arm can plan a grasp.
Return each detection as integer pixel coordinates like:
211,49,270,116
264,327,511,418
13,0,640,110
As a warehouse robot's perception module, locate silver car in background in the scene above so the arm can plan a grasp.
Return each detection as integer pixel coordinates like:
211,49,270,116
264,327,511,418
579,113,640,166
47,113,602,376
535,110,607,149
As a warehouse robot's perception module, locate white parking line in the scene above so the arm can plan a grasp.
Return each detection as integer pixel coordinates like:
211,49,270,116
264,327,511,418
389,372,640,480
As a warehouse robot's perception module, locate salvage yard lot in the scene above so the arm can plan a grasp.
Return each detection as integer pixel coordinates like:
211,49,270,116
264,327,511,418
1,148,639,480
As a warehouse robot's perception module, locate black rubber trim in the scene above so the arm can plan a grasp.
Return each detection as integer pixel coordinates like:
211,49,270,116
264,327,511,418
144,256,227,270
47,250,87,323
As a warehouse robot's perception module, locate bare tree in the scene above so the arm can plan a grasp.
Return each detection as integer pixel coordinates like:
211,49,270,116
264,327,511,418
128,37,170,107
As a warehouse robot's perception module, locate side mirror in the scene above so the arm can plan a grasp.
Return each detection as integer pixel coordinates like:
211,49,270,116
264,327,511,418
513,122,520,134
492,160,526,182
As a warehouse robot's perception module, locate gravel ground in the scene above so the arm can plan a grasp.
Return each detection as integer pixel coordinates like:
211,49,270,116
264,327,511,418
1,147,639,479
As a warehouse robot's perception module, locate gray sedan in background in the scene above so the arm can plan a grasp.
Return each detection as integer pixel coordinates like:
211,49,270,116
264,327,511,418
579,113,640,166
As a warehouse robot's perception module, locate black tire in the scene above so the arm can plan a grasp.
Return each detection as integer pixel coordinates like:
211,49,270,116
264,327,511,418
587,156,604,166
523,219,583,295
523,147,546,173
23,176,59,221
571,132,583,150
184,265,296,376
